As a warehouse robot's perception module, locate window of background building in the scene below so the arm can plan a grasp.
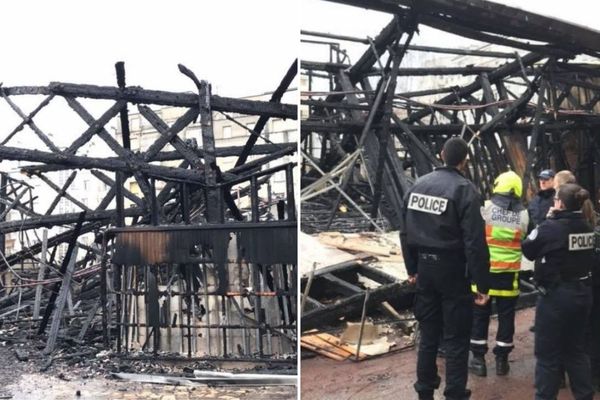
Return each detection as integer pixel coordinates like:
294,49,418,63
130,116,140,132
223,126,232,139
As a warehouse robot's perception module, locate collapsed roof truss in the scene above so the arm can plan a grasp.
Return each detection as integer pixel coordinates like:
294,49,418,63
301,0,600,232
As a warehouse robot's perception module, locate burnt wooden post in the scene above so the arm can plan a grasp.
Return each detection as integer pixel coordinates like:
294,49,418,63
200,80,219,223
115,171,125,228
285,164,296,221
235,59,298,167
150,178,158,226
371,34,412,220
38,212,86,335
0,173,6,254
115,61,131,151
44,245,79,354
101,234,109,347
181,182,191,224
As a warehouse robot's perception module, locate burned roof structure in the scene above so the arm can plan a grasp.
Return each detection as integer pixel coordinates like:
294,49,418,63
301,0,600,233
0,61,298,364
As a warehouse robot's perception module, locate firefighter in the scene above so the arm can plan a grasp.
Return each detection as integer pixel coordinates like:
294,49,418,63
522,183,594,400
469,171,528,377
400,137,490,400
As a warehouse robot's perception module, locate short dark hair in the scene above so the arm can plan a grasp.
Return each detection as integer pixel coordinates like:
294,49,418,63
442,137,468,167
557,183,589,211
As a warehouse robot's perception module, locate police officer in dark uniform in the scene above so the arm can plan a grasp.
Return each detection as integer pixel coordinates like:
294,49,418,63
522,183,594,400
400,137,491,400
591,225,600,391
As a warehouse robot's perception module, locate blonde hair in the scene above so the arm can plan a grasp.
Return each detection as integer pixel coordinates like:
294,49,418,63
554,170,576,189
554,171,597,227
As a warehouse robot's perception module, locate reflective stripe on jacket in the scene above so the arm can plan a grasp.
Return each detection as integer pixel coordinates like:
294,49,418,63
473,196,528,296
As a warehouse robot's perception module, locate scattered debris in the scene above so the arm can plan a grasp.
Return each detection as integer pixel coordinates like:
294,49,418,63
300,331,367,361
316,232,403,262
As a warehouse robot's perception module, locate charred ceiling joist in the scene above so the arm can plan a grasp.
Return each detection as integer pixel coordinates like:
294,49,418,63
0,60,298,362
301,0,600,233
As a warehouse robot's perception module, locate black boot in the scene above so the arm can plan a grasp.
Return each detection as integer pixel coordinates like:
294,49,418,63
496,355,509,376
469,354,487,377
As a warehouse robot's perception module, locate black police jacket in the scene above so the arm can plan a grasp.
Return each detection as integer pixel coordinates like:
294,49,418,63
527,188,555,226
400,166,490,293
522,210,593,288
593,226,600,287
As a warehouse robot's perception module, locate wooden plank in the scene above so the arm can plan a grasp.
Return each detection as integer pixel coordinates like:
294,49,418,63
32,229,48,320
301,332,368,360
317,232,403,260
301,335,353,358
44,245,79,354
300,341,347,361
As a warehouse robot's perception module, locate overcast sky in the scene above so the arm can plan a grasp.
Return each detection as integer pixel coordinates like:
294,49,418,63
301,0,600,63
0,0,298,97
0,1,299,166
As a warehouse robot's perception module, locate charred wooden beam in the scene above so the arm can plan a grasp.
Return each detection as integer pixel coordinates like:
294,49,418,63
349,16,402,82
38,213,85,335
301,282,413,331
302,30,519,59
0,174,5,253
0,207,142,234
115,62,131,150
302,119,600,135
371,37,411,219
1,90,62,153
137,105,202,167
90,170,144,207
324,0,600,55
404,52,546,124
236,59,298,167
19,143,295,174
227,145,296,176
303,61,522,77
0,222,101,270
1,94,55,146
37,171,91,214
65,100,127,155
0,145,208,184
1,83,296,119
65,96,155,205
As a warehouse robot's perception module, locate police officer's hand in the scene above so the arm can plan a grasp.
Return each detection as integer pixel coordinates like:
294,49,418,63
474,292,490,305
408,274,417,285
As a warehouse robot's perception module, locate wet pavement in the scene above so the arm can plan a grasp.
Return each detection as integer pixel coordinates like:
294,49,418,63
0,346,295,400
301,308,600,399
3,374,295,400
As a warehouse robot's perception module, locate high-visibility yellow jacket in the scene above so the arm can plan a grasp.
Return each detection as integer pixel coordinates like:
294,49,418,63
472,195,529,297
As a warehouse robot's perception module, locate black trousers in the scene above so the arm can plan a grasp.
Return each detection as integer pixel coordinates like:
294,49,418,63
470,296,518,357
535,281,593,400
414,261,472,400
589,285,600,379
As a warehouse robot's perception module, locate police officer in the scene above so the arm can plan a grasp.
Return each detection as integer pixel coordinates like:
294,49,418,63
469,171,528,377
592,224,600,391
528,169,556,226
400,137,490,400
522,183,594,400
